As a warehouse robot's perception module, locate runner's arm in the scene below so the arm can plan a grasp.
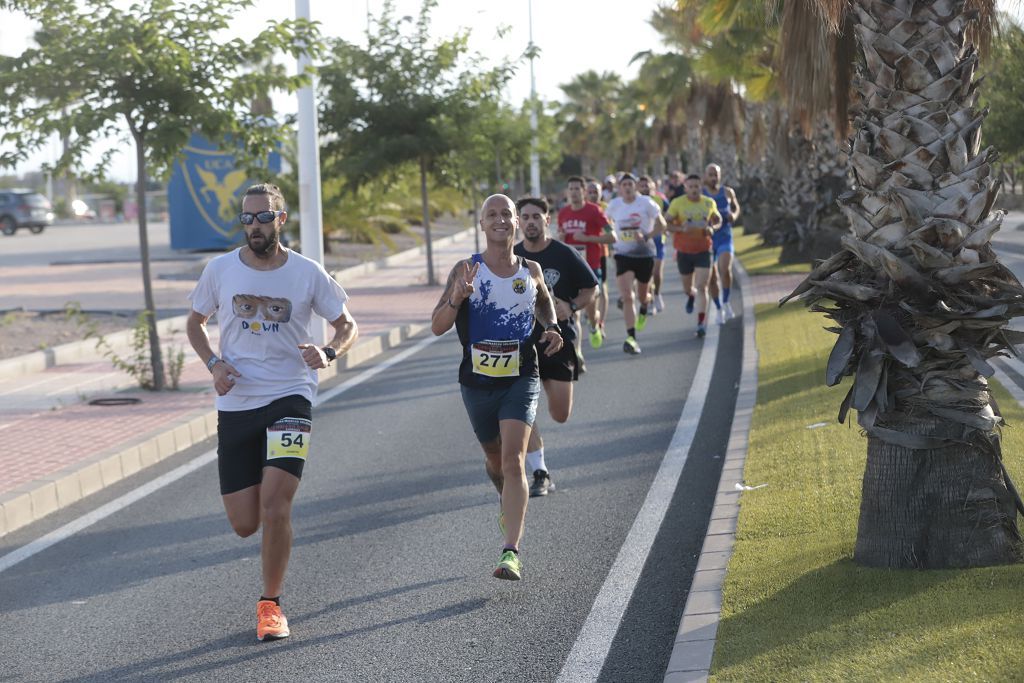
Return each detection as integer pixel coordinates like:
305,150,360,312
529,261,563,355
726,186,741,223
529,261,558,330
187,310,241,396
573,285,597,311
587,223,616,244
327,307,358,358
651,212,667,238
431,259,469,335
186,310,216,368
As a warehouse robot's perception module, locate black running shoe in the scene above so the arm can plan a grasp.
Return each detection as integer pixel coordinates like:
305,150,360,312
529,469,554,497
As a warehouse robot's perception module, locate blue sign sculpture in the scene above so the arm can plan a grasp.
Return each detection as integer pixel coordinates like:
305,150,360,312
169,133,282,250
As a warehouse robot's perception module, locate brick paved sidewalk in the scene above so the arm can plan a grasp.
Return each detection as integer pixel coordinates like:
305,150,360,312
0,230,479,538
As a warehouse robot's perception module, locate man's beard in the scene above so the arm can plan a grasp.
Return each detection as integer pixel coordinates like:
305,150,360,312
247,229,279,255
524,227,544,243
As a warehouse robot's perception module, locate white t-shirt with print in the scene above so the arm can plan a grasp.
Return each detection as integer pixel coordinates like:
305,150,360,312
607,195,662,257
188,248,348,411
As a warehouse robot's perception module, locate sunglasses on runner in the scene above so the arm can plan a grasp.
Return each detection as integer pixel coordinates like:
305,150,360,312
238,210,283,225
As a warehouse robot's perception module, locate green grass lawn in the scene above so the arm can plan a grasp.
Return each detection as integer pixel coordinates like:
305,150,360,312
710,302,1024,683
732,227,811,276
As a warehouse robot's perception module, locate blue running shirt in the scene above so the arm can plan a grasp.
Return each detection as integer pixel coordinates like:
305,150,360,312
456,254,541,387
703,185,733,244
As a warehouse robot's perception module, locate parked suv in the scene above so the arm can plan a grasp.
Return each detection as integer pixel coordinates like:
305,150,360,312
0,190,55,235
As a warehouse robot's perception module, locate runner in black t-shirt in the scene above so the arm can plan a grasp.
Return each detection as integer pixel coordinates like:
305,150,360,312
514,197,598,497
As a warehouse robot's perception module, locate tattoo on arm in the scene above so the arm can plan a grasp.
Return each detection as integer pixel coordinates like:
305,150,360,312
432,261,463,316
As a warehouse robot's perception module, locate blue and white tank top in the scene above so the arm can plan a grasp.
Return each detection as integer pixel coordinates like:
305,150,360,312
703,186,733,242
456,254,540,387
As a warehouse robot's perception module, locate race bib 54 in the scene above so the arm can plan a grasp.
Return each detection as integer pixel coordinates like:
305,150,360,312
267,417,312,460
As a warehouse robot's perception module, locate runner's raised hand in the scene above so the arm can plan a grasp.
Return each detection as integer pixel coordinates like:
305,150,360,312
452,261,480,306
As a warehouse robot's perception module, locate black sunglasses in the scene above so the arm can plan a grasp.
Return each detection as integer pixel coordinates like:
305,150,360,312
238,210,283,225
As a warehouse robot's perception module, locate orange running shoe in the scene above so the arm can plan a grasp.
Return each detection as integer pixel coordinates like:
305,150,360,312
256,600,290,641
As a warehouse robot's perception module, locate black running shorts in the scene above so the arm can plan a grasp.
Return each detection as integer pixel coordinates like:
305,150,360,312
217,394,312,495
614,254,655,283
676,251,712,275
538,338,582,382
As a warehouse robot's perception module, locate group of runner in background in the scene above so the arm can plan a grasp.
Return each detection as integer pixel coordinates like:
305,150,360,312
556,164,741,346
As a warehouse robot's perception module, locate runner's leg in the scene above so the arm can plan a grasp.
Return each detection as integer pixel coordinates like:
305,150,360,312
618,270,637,330
695,265,711,335
499,418,531,549
223,486,261,538
259,467,301,598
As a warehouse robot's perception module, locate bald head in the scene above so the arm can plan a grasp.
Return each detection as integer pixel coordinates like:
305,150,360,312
704,164,722,189
480,193,515,216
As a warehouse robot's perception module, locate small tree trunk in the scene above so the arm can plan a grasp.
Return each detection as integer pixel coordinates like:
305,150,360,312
133,130,165,390
419,156,436,286
855,417,1020,568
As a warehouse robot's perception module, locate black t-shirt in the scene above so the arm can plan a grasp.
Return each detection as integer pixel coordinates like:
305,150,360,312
514,238,599,346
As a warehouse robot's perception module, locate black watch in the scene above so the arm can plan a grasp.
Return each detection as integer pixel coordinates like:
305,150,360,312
322,346,337,364
569,301,579,313
545,323,560,333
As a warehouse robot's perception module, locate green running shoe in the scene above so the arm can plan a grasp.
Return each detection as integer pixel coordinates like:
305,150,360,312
589,327,604,350
493,550,523,581
623,336,641,355
636,312,648,332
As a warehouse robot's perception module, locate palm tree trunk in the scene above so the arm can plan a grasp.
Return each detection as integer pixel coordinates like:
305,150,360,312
132,129,165,391
788,0,1022,567
857,417,1018,568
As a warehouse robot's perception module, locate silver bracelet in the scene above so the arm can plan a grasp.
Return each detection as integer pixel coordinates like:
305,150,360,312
206,355,221,373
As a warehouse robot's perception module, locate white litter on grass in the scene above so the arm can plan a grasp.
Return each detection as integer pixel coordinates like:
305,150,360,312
734,483,768,491
71,600,87,605
806,422,828,429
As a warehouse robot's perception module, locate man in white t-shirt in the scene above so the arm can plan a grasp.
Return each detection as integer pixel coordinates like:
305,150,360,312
186,183,358,642
606,173,666,355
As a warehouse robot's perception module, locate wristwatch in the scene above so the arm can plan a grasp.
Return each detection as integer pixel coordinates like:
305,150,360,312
545,323,560,333
322,346,337,364
206,355,221,373
569,301,579,313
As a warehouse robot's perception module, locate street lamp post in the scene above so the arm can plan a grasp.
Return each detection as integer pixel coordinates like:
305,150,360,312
528,0,540,197
295,0,327,342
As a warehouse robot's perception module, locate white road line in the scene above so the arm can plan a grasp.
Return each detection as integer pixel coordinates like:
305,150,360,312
557,318,721,683
0,331,445,575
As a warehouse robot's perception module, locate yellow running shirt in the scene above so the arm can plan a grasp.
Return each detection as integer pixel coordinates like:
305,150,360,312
666,195,720,254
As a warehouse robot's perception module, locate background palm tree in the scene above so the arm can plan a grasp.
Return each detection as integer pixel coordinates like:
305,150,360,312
557,70,624,177
780,0,1022,568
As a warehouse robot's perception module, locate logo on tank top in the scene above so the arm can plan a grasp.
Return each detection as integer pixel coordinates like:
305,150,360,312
513,277,527,294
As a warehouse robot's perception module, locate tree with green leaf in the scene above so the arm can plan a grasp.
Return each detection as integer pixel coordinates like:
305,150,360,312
981,13,1024,193
0,0,319,389
318,0,512,286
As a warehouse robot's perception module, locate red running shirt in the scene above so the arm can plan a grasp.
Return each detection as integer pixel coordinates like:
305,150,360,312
557,201,610,270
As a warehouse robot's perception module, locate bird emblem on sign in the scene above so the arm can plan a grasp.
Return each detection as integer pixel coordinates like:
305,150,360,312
196,167,249,224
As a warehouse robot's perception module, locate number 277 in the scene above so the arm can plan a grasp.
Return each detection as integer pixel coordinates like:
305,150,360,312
480,354,512,368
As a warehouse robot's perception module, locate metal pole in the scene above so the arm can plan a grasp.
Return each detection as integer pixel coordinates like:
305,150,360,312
295,0,328,343
528,0,540,196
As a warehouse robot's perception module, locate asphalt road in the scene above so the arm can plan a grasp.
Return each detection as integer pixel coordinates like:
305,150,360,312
0,220,188,268
0,275,743,682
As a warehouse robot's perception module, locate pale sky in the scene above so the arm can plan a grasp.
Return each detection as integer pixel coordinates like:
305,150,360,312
0,0,666,181
1,1,1021,182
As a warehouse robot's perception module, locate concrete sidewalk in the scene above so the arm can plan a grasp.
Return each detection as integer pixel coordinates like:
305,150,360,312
0,228,480,538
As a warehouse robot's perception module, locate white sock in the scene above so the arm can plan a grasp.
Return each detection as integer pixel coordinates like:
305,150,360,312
526,448,547,473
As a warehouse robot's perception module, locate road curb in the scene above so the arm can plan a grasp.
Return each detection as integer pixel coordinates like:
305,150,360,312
0,319,435,540
0,226,475,383
664,260,758,683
